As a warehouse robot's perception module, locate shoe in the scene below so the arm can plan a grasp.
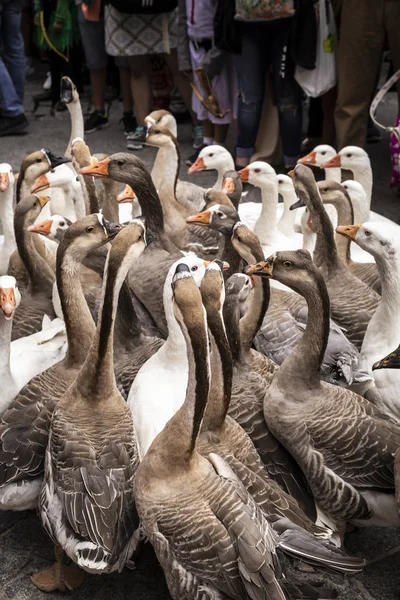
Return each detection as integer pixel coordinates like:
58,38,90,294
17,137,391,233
84,111,108,133
192,125,204,149
120,112,137,136
126,126,146,150
26,57,35,76
0,114,29,136
186,144,207,167
43,71,51,90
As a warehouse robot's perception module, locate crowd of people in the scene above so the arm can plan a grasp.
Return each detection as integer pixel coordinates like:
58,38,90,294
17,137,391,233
0,0,399,170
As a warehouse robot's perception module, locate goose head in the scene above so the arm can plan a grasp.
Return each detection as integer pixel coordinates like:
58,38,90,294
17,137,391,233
117,184,136,203
200,260,227,314
221,170,242,208
0,163,15,192
106,218,148,271
373,344,400,371
291,164,320,211
60,76,79,105
146,124,177,148
19,149,70,187
31,163,75,193
0,275,21,320
277,173,295,195
245,249,318,290
167,255,209,292
145,109,177,138
231,221,263,263
342,179,366,203
59,212,122,260
28,215,72,242
225,272,254,306
238,161,276,190
203,189,235,210
15,194,51,223
80,153,145,184
188,145,234,175
298,144,336,168
71,137,95,167
321,146,370,172
336,221,400,264
186,203,240,235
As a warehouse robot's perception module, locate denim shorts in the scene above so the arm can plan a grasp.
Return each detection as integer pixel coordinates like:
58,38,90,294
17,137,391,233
78,5,128,70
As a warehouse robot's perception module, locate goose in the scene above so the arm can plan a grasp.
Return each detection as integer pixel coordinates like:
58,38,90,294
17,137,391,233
373,344,400,371
28,215,72,243
0,275,22,415
0,213,120,511
81,153,183,338
298,144,341,183
11,194,57,340
291,165,379,350
276,174,299,237
0,164,17,275
317,181,380,292
246,250,400,528
300,203,338,255
220,169,242,209
337,222,400,420
31,221,148,592
134,263,289,600
60,76,84,157
188,144,235,190
70,137,101,215
31,163,86,221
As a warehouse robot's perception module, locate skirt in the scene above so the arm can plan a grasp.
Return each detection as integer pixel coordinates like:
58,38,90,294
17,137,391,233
105,6,178,57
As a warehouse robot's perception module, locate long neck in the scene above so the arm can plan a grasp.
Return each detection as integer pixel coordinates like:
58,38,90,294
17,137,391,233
57,240,96,366
66,99,84,157
14,212,55,294
278,274,330,386
374,255,400,320
114,282,142,350
329,196,354,264
162,281,188,356
324,167,341,183
128,174,165,234
100,179,120,223
213,159,234,190
223,296,242,362
240,277,270,352
307,190,341,272
254,180,279,244
219,234,242,281
352,166,372,213
278,190,297,236
203,310,232,431
157,142,187,225
0,314,12,380
0,188,16,250
71,179,87,220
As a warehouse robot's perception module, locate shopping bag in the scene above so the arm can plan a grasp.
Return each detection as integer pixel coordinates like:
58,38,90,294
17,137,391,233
235,0,295,22
294,0,337,97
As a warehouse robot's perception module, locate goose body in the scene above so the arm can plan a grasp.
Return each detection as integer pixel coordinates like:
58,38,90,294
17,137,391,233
0,164,17,275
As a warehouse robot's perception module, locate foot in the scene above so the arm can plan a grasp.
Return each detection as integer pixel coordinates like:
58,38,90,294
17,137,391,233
31,563,84,592
185,144,207,167
0,114,29,136
120,112,137,136
192,124,204,149
84,111,109,134
127,126,146,150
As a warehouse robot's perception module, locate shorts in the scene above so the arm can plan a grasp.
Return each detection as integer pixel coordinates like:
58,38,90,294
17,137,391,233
78,5,128,70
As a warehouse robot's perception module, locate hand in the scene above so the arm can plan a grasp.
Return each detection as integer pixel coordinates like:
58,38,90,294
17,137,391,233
53,20,63,32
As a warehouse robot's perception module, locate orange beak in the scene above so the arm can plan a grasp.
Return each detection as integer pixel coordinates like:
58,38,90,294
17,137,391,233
186,209,212,225
31,174,49,194
27,219,53,236
298,151,316,166
0,287,16,320
80,157,110,178
322,154,341,168
244,256,274,277
238,167,249,182
34,195,51,208
0,172,10,192
336,224,361,241
222,177,235,195
307,214,314,232
117,184,136,203
204,260,230,271
188,156,206,174
288,169,295,178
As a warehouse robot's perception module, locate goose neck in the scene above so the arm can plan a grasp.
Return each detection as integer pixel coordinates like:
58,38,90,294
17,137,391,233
240,276,270,352
329,196,353,263
126,174,165,234
307,189,340,272
278,190,297,236
0,187,16,250
254,180,279,244
0,314,12,382
223,296,242,362
352,166,372,212
375,256,400,315
66,99,84,157
324,167,341,183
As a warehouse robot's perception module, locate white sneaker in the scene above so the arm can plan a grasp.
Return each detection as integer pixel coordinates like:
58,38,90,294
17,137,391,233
43,72,52,91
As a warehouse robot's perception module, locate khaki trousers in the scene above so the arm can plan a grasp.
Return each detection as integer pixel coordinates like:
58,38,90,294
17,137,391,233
335,0,400,149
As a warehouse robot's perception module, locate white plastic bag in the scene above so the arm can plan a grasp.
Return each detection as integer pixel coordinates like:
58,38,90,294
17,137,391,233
295,0,337,98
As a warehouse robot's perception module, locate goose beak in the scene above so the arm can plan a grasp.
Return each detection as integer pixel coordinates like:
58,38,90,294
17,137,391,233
336,224,361,241
238,167,249,182
0,172,10,192
43,149,71,168
35,194,51,207
288,169,295,178
222,177,235,194
307,215,314,231
117,184,136,203
60,76,75,104
322,154,341,168
0,287,16,320
188,156,206,174
27,219,53,236
104,220,122,240
244,256,274,278
31,174,50,193
186,209,211,225
80,157,110,178
290,197,305,210
373,348,400,371
298,151,317,165
249,275,255,288
144,115,155,130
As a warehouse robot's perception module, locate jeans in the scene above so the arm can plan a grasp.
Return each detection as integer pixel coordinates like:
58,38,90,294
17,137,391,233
0,1,26,117
234,20,302,165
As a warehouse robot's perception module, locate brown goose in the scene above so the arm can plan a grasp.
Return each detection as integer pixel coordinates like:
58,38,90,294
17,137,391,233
316,180,380,294
0,214,120,511
291,165,379,350
70,137,100,215
246,250,400,528
31,221,147,592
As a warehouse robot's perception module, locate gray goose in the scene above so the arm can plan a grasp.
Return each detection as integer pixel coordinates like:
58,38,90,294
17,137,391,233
135,264,287,600
291,164,379,350
316,180,380,294
246,250,400,528
0,214,120,511
31,221,147,592
11,194,56,340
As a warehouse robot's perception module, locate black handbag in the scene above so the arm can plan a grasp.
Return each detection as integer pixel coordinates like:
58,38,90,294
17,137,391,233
214,0,241,54
108,0,178,15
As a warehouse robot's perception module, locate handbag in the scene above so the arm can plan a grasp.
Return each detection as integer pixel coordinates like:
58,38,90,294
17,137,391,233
214,0,241,53
108,0,178,15
235,0,295,22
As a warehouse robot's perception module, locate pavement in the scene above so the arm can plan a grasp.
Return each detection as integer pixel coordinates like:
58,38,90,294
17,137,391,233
1,73,400,600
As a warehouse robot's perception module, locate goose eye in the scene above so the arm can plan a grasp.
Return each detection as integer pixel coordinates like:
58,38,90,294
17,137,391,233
254,168,261,173
86,226,94,233
36,158,42,163
59,221,65,226
116,159,125,166
364,230,371,237
33,202,37,207
283,260,292,267
346,153,352,158
244,280,249,286
278,180,282,185
217,211,225,218
321,151,326,155
209,153,214,158
191,265,198,272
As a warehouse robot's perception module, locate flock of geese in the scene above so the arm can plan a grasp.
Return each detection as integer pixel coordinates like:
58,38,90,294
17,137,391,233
1,75,400,598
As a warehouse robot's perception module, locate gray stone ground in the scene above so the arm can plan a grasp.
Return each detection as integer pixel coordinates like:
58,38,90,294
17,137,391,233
1,74,400,599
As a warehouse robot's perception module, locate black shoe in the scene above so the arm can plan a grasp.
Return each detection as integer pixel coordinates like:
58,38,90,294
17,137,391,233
84,111,108,133
120,112,137,135
126,126,146,150
185,144,207,167
0,114,29,136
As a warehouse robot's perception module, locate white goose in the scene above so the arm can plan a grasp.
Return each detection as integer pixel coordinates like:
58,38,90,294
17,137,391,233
276,174,298,237
188,145,235,190
30,163,86,221
298,144,341,183
0,164,17,275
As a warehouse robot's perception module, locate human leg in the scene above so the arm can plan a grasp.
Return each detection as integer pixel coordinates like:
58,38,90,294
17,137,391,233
126,54,151,149
0,2,25,116
164,49,197,125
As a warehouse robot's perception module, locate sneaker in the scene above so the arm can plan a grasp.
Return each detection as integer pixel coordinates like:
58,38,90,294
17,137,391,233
186,144,207,167
127,126,146,150
0,114,29,137
120,112,137,136
43,71,51,90
192,124,204,149
84,111,108,133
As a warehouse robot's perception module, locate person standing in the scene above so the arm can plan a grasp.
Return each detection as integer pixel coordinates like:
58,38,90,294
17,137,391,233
0,0,29,136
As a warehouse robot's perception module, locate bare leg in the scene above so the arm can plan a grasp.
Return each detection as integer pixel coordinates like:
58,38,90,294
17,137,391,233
203,119,214,141
31,544,84,592
90,67,107,112
214,124,229,144
128,55,151,126
164,49,198,125
119,66,133,113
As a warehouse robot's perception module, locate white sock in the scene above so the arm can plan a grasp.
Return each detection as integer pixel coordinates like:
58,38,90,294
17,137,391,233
213,140,223,146
203,137,214,146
